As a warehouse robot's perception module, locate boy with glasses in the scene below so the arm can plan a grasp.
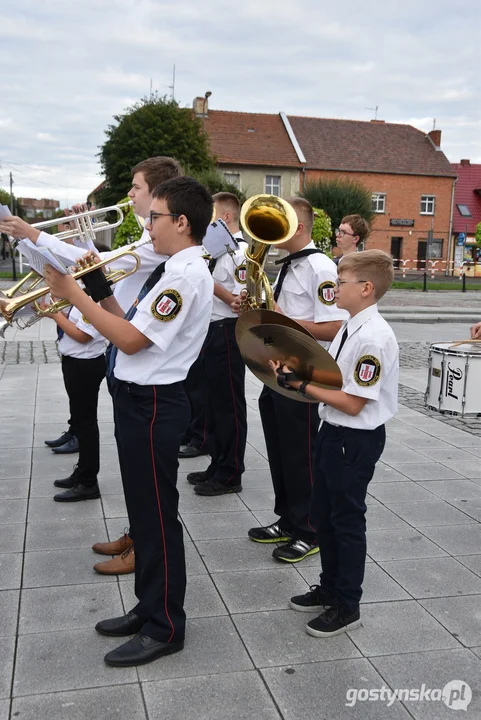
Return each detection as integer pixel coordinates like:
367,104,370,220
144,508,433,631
334,214,370,265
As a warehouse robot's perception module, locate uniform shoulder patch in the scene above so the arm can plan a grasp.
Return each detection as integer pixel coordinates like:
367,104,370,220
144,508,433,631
354,355,381,386
318,280,336,305
235,264,247,284
151,289,182,322
81,315,91,325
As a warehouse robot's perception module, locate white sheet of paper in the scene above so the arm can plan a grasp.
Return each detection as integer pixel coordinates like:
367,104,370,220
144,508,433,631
24,246,70,276
0,205,12,220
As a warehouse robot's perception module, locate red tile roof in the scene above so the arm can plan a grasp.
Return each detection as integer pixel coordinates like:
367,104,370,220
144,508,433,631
204,110,303,168
452,162,481,233
288,116,456,177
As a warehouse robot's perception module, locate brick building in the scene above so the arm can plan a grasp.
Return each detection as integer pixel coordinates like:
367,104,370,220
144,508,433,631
288,117,457,268
451,159,481,272
17,197,59,220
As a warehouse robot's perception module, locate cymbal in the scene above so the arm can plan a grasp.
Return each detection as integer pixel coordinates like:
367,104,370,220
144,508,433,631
235,308,314,342
237,321,343,403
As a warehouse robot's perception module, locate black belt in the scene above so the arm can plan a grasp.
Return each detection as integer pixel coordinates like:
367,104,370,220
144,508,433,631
209,317,237,328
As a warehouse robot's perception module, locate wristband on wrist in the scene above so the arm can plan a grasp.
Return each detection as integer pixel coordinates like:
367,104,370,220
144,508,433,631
297,380,310,397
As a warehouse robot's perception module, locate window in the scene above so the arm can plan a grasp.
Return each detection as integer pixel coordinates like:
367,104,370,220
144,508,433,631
428,239,443,259
372,193,386,213
24,208,35,218
42,209,53,219
390,237,402,268
457,204,472,217
223,172,240,189
421,195,435,215
265,175,281,196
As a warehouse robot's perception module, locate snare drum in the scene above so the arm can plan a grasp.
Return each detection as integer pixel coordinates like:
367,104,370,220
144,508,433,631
425,342,481,416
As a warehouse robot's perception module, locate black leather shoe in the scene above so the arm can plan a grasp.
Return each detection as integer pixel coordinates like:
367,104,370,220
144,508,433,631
53,475,78,489
179,444,207,458
187,470,209,485
53,483,100,502
95,610,144,637
45,430,73,448
104,633,184,667
52,436,79,454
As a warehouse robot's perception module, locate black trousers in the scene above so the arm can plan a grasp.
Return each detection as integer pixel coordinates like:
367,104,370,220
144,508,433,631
182,353,208,450
111,378,189,643
203,319,247,485
258,385,319,543
61,354,106,486
310,421,386,614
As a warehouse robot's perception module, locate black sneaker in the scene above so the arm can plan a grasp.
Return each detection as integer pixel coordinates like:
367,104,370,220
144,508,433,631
272,538,319,563
187,471,209,486
248,522,292,543
289,585,335,612
194,479,242,496
306,606,361,638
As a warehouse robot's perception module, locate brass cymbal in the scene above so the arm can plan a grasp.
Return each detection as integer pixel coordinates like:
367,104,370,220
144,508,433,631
235,308,314,346
237,322,343,403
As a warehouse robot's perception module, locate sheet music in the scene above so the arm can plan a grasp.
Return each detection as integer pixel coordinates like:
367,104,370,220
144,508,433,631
0,205,12,220
22,245,70,276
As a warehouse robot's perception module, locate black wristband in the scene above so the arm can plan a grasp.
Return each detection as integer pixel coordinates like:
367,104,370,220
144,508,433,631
297,380,309,397
82,268,113,303
276,366,300,391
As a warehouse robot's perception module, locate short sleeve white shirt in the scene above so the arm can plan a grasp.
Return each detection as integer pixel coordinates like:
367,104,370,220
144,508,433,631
319,304,399,429
211,234,248,321
113,246,214,385
58,306,106,359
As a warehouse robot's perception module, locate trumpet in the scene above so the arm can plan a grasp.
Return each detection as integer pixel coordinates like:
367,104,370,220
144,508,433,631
0,236,152,330
3,270,44,299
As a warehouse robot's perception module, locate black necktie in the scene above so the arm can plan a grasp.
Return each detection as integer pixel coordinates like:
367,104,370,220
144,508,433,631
56,308,72,341
273,249,321,303
334,326,349,361
106,261,166,378
208,257,217,274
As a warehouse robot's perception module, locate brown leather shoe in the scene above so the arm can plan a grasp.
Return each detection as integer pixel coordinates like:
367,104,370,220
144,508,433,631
92,532,133,556
94,547,135,575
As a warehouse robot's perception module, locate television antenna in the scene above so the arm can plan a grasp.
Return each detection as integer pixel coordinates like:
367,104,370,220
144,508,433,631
366,105,379,120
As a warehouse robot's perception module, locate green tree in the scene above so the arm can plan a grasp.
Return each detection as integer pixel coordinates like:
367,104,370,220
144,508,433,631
112,196,144,249
476,222,481,246
0,188,10,206
312,208,332,253
299,178,374,245
188,167,246,204
97,95,216,207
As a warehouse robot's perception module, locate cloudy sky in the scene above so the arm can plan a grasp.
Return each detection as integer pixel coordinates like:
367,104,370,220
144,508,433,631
1,0,479,207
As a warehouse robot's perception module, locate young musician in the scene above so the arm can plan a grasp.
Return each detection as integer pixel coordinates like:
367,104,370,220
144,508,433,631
44,177,214,667
245,198,348,562
186,192,248,495
275,250,399,636
333,214,370,266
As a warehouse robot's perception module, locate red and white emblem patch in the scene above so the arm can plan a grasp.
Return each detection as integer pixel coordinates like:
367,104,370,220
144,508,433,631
151,289,182,322
317,281,336,305
354,355,381,387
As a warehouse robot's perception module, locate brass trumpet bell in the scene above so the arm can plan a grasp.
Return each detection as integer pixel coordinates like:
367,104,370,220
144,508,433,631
240,194,298,245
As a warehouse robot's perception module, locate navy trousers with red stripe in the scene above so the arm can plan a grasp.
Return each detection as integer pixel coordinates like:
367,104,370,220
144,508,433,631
258,386,319,543
203,319,247,486
182,353,208,450
111,378,189,643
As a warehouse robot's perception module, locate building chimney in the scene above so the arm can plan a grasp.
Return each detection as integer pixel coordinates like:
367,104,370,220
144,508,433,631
427,129,442,149
460,159,471,166
193,95,210,118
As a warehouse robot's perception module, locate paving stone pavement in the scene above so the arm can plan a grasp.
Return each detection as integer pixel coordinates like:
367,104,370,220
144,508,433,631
3,321,481,718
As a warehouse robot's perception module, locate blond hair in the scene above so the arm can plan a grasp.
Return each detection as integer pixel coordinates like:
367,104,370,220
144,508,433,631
288,197,314,234
339,249,394,300
213,192,240,222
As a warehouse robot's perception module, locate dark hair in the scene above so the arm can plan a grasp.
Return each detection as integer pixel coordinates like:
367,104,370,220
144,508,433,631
213,192,240,222
94,241,110,253
131,157,183,192
152,177,213,244
341,214,370,246
288,197,314,234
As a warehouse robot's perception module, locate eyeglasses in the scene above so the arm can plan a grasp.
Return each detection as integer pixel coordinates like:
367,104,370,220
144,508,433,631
148,211,180,225
335,228,357,238
335,280,368,289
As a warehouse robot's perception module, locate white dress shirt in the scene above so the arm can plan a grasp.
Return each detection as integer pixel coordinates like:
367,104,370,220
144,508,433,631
211,233,248,321
58,306,106,359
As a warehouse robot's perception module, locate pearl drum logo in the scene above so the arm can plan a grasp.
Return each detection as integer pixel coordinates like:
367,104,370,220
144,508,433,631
445,362,463,399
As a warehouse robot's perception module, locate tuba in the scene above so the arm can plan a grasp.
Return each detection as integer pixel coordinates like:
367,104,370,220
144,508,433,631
235,194,342,401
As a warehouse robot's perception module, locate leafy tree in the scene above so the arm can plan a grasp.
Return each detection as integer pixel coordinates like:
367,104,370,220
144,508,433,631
299,178,374,245
0,188,10,206
187,167,246,204
476,222,481,246
312,208,332,253
112,197,143,249
97,95,216,207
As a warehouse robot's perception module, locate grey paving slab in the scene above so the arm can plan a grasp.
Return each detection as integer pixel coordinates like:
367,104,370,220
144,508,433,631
419,479,481,503
420,595,481,647
22,548,116,587
351,600,461,656
0,524,24,553
421,524,481,556
137,616,253,682
30,448,79,480
395,434,451,450
380,445,432,464
0,700,8,720
262,659,412,720
0,422,33,449
457,555,481,577
10,685,147,720
25,518,108,551
178,488,245,513
237,486,276,511
299,562,410,604
196,537,292,573
416,446,481,478
0,590,19,636
367,527,447,561
13,629,137,695
27,496,104,521
371,463,412,483
233,468,273,488
181,511,256,540
387,499,476,527
211,568,309,614
0,637,15,699
368,481,438,504
0,477,29,500
105,518,130,543
142,671,280,720
371,648,481,720
233,609,361,667
99,493,128,518
0,554,22,590
381,557,481,598
382,462,465,481
19,583,123,634
0,498,27,524
0,449,31,479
